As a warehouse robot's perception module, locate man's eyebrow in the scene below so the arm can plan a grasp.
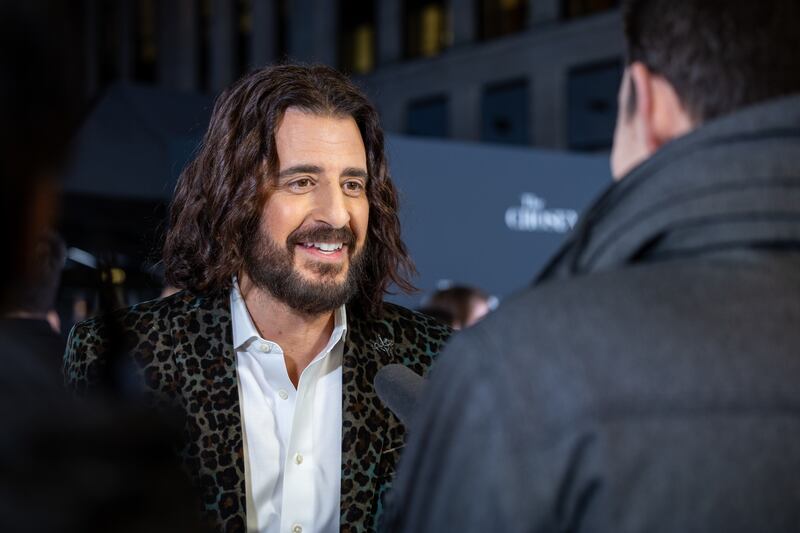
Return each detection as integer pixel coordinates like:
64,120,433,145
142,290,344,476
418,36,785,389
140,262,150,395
341,167,369,179
277,164,323,178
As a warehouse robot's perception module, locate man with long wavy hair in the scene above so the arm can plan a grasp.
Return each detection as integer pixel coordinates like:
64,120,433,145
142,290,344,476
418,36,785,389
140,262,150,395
64,64,451,533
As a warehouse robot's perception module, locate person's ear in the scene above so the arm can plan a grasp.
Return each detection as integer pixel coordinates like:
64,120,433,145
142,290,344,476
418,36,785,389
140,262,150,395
627,62,657,151
629,61,693,150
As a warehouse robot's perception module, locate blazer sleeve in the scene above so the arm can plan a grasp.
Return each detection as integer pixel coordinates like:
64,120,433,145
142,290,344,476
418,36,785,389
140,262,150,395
63,318,106,395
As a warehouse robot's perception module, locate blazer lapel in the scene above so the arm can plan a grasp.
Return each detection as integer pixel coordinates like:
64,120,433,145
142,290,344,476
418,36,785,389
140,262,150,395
172,290,248,531
340,311,399,532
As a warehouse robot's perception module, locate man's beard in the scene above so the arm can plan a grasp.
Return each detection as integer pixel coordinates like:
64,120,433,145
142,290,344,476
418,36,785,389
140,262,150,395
244,224,366,316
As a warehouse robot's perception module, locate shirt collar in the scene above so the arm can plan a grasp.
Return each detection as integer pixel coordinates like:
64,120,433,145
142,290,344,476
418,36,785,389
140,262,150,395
229,277,348,351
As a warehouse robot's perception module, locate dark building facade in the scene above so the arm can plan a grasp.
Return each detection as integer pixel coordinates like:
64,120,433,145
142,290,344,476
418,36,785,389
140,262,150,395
78,0,623,151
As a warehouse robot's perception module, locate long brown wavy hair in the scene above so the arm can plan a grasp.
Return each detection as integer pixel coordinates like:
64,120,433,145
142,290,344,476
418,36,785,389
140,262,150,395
163,64,416,313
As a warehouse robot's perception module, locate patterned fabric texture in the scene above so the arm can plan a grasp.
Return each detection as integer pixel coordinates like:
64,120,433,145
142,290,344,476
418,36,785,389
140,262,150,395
63,289,451,532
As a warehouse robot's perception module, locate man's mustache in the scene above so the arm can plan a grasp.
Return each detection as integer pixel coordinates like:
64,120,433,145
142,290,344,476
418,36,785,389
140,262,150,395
287,225,357,250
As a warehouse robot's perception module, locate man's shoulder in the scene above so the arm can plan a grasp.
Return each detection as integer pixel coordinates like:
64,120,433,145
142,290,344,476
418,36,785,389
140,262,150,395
346,301,452,369
454,256,792,404
498,257,751,327
64,289,228,392
383,300,451,326
69,290,226,347
356,300,452,342
446,263,691,376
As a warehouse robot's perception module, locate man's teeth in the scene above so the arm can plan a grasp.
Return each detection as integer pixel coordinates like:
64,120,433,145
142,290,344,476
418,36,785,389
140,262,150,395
303,242,343,252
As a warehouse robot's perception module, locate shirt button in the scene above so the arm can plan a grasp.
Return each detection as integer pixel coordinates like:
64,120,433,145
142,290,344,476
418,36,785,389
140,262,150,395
278,389,289,400
294,453,303,465
292,524,302,533
259,342,271,353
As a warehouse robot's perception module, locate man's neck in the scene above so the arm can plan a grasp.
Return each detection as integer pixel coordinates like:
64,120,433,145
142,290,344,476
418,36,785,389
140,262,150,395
238,274,336,388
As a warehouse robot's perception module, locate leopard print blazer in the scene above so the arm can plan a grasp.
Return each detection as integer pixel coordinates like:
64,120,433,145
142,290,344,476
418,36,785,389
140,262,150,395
63,289,451,532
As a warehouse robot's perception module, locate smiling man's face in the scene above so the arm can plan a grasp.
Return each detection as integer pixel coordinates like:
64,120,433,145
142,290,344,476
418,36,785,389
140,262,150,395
244,107,370,315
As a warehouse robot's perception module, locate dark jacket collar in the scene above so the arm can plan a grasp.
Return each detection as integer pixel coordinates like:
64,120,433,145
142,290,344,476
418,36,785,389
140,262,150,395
538,93,800,283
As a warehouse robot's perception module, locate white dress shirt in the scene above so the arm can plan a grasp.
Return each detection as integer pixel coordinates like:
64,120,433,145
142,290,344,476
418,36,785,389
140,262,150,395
231,280,344,533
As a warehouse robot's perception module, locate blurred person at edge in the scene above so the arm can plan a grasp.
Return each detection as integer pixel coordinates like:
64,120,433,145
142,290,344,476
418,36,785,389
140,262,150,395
64,64,452,532
419,285,494,330
385,1,800,532
0,231,68,380
0,2,208,531
0,0,80,400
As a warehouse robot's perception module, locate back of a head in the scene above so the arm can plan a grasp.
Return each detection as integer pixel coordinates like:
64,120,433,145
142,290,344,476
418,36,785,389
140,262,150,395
0,232,66,316
623,0,800,123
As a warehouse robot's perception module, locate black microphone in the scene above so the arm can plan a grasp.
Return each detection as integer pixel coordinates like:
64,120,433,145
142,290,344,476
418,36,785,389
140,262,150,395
374,364,427,426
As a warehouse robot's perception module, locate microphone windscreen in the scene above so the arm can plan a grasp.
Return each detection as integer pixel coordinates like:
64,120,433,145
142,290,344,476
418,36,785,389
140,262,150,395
374,364,426,426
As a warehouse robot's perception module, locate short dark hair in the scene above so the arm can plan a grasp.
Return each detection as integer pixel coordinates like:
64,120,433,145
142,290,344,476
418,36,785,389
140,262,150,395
163,64,416,313
623,0,800,122
1,231,66,315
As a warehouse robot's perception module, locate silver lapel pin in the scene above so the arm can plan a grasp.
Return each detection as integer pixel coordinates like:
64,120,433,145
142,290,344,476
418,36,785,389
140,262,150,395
371,336,394,355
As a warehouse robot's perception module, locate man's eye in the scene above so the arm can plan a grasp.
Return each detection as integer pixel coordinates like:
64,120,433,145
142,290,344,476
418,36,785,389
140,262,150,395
343,180,365,195
289,178,313,190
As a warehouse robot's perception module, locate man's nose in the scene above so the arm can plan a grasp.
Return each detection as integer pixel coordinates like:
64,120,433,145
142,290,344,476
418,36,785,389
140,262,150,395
311,180,350,229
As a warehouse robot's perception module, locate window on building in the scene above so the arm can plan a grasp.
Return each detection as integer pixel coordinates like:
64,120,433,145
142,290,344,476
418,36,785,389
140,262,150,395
235,0,253,77
197,0,211,91
404,0,450,59
562,0,620,19
407,95,449,138
339,0,376,75
478,0,527,41
567,59,622,151
481,79,530,145
133,0,158,83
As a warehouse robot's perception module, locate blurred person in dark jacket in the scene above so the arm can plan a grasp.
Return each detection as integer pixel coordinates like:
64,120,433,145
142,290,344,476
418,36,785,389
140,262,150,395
385,1,800,532
0,231,67,380
0,2,208,531
0,0,79,398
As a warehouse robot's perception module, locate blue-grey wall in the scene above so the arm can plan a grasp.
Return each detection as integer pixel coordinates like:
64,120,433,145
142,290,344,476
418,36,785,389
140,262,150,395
385,134,611,309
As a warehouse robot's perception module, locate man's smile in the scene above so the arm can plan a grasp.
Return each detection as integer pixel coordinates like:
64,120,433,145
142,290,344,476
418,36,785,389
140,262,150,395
301,242,344,252
297,242,348,261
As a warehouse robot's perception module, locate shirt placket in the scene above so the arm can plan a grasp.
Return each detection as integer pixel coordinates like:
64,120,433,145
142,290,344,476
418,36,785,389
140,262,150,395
247,339,293,533
280,357,321,533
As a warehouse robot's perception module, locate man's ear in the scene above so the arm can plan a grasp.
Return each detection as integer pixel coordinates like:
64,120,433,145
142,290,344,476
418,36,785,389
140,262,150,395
629,61,693,150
